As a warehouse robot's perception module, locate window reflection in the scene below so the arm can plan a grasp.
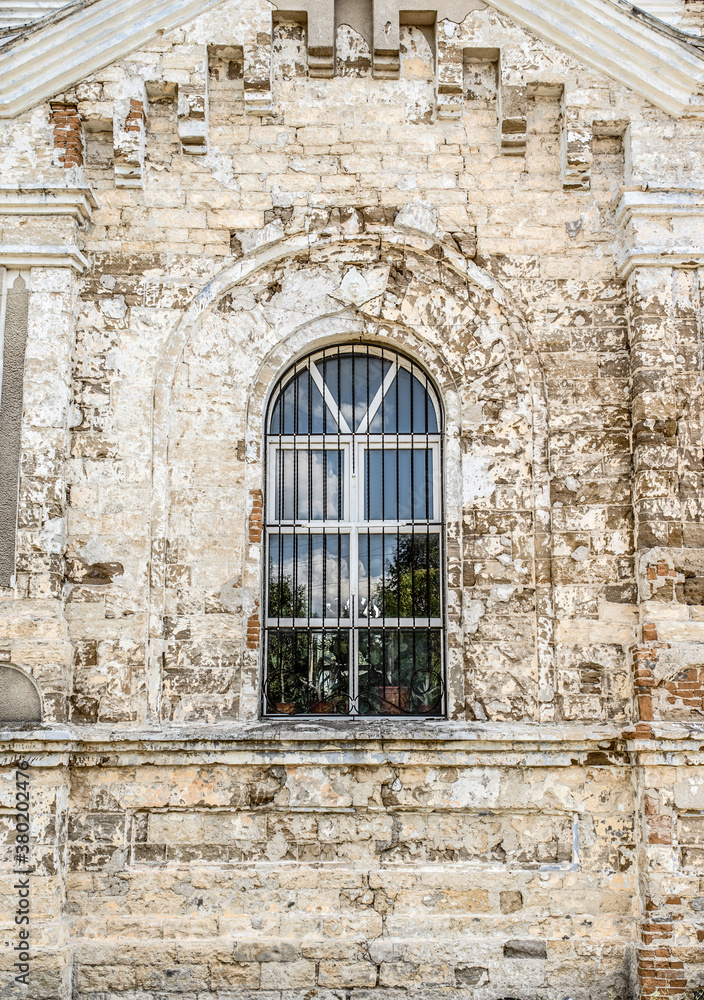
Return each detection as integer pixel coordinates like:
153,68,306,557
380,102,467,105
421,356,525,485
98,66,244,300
358,629,442,715
275,450,343,521
265,345,444,718
266,629,350,714
364,450,433,520
268,534,350,620
269,369,337,435
359,533,440,619
318,354,392,431
368,365,438,434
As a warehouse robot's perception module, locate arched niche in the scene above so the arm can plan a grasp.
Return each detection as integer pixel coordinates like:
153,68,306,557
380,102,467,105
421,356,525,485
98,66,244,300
147,228,552,725
0,665,42,723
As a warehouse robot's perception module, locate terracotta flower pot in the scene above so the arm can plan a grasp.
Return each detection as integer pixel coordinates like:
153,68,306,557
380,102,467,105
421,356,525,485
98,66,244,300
377,686,410,714
309,700,333,713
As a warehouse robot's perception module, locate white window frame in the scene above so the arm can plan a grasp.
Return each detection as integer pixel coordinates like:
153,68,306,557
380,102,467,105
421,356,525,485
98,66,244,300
263,344,445,718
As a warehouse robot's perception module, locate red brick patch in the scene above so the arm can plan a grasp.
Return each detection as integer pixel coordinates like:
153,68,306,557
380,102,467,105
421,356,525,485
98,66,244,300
249,489,263,543
50,103,83,168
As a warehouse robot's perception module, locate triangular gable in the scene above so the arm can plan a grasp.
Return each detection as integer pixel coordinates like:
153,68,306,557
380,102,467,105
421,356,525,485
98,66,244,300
1,0,704,117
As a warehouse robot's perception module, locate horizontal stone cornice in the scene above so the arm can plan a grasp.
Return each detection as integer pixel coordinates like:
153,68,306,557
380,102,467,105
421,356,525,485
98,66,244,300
614,187,704,228
0,243,88,269
617,249,704,278
0,185,98,222
0,720,702,765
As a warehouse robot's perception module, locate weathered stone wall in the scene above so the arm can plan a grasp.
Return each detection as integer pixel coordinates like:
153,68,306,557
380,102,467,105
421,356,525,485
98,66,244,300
62,748,636,998
1,0,704,996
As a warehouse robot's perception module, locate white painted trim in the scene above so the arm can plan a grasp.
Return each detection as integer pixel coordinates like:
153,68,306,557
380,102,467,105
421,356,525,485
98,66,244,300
617,249,704,278
0,0,704,118
0,244,88,270
0,0,228,118
482,0,704,117
614,188,704,228
0,185,98,223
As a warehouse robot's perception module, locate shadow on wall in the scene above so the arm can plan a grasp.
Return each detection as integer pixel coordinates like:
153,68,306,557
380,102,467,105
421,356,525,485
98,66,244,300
0,665,42,723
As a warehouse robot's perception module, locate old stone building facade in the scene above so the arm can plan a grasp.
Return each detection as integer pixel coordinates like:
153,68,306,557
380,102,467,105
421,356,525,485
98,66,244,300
1,0,704,997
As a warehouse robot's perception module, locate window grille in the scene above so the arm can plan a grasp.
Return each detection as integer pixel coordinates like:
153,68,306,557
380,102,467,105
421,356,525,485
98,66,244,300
263,343,444,717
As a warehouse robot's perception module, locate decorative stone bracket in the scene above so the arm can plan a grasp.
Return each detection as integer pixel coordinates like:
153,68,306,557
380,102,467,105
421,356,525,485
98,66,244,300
244,29,273,112
176,47,210,153
113,81,147,187
178,84,208,153
561,97,592,191
498,74,527,156
276,0,486,80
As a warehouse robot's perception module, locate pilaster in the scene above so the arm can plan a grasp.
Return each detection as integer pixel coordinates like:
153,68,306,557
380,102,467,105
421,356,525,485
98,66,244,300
617,186,704,997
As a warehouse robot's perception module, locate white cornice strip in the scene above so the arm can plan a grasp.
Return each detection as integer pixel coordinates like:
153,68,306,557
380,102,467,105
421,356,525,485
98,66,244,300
0,185,98,222
0,244,89,269
617,249,704,278
484,0,704,117
0,0,227,117
614,188,704,228
1,0,704,118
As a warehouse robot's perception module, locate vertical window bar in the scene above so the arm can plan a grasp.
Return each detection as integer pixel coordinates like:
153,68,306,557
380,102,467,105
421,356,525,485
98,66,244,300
410,356,416,717
293,359,300,697
394,354,400,712
365,344,371,714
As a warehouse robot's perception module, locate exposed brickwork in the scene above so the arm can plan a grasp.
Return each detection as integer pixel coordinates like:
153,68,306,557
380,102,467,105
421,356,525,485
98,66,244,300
123,98,145,132
638,897,688,998
663,666,704,712
246,604,260,649
3,3,704,998
248,488,263,543
50,102,83,167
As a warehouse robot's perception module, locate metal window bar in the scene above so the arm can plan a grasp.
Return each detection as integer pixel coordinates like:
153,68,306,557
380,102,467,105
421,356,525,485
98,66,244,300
264,344,444,717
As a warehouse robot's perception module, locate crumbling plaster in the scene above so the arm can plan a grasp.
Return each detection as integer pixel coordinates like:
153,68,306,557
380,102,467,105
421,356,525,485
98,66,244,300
1,0,704,996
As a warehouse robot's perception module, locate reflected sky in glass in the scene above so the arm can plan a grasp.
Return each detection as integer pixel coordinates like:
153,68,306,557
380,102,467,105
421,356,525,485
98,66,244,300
275,449,343,521
268,533,350,619
364,449,433,520
358,532,440,619
269,354,439,436
368,365,438,434
269,368,337,435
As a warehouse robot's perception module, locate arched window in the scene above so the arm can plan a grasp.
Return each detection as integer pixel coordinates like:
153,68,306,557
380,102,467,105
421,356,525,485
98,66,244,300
264,344,444,717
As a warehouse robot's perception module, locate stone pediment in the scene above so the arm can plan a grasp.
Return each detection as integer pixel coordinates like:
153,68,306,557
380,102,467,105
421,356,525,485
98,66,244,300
1,0,704,119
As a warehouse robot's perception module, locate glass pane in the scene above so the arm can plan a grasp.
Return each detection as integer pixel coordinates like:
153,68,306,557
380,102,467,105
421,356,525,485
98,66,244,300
358,629,442,716
268,534,350,619
275,449,343,521
318,353,391,432
269,368,337,434
265,629,350,714
364,449,433,520
358,533,440,619
368,366,438,434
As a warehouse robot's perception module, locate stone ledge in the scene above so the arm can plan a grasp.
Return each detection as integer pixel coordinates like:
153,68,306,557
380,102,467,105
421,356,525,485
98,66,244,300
0,720,702,762
0,185,98,223
0,243,88,269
